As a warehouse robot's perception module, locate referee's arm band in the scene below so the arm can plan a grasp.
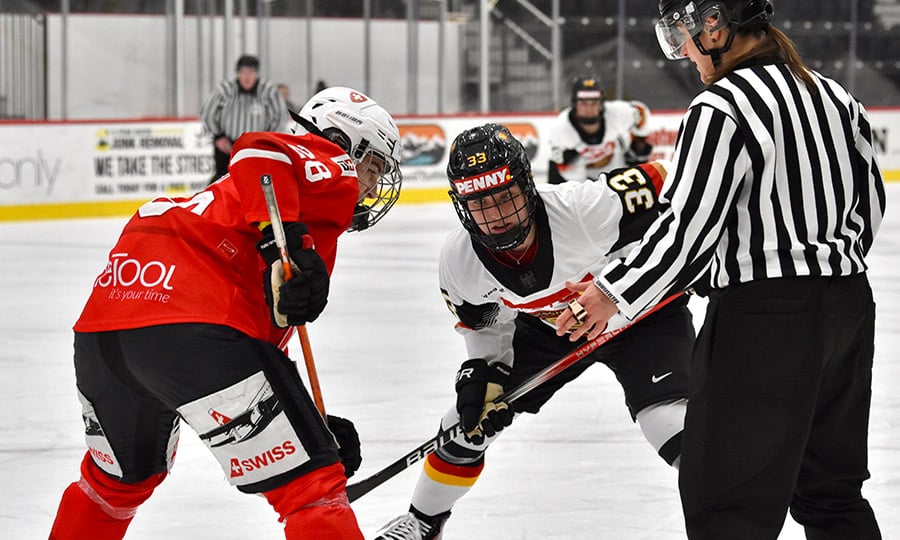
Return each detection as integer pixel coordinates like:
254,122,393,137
592,276,621,305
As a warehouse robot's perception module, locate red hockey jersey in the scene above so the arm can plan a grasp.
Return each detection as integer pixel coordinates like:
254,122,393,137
74,131,359,346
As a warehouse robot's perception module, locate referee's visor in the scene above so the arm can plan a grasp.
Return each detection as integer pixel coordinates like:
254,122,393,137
655,2,725,60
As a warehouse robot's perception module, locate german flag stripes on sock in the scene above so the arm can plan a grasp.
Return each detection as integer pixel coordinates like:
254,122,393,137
423,453,483,488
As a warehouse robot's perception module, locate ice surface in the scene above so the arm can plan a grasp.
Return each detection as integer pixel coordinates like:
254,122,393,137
2,185,897,539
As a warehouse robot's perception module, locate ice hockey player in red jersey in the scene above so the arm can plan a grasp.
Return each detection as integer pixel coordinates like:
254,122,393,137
375,123,692,539
547,73,654,184
48,86,402,540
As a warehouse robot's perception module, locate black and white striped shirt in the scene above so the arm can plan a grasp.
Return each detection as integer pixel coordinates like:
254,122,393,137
595,58,887,320
200,78,288,141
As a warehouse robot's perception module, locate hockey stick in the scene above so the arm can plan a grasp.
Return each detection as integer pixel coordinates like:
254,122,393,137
345,292,684,503
260,174,327,418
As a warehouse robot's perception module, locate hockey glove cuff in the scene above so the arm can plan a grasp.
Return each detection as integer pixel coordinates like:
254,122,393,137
455,359,514,445
256,222,330,327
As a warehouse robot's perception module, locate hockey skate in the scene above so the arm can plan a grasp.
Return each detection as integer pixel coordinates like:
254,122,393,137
375,508,450,540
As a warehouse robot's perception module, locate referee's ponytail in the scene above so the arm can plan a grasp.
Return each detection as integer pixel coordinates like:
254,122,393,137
710,25,817,93
767,27,817,92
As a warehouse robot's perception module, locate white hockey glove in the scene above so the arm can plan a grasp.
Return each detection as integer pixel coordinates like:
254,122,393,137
455,359,513,445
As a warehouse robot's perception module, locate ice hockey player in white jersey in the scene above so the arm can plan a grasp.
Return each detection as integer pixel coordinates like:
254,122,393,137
375,123,693,539
547,74,654,184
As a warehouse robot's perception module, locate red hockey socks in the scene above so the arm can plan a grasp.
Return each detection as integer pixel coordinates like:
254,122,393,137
263,463,363,540
49,452,165,540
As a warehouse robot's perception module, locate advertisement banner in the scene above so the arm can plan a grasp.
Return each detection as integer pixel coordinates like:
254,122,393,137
2,109,898,221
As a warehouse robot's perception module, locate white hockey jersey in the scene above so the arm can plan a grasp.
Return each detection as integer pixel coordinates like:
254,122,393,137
546,100,652,182
438,162,668,369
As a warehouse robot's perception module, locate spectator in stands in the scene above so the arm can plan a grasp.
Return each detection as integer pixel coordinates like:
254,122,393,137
200,54,288,183
278,83,300,112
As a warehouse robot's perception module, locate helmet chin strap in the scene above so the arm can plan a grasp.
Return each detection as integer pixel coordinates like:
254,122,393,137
693,28,736,67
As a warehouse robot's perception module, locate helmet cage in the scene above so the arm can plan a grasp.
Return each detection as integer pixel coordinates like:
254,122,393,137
294,86,403,232
447,124,538,252
349,146,402,232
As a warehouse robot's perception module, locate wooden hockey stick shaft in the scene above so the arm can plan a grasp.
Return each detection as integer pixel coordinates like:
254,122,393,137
260,174,327,418
345,292,684,503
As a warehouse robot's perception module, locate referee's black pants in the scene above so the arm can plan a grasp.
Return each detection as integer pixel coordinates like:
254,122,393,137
679,274,881,540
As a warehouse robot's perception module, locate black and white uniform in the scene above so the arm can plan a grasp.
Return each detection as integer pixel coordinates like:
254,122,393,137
546,100,652,184
438,165,694,465
200,78,288,180
594,57,886,538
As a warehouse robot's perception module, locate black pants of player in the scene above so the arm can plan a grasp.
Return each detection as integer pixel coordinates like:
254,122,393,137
74,323,339,493
439,295,694,465
210,143,231,184
510,294,693,419
679,274,881,540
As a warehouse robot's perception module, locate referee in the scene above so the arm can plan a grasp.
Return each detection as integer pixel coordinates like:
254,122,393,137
200,55,288,183
555,1,885,538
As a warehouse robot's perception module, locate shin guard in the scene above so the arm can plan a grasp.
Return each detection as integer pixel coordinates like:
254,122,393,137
49,452,166,540
263,463,363,540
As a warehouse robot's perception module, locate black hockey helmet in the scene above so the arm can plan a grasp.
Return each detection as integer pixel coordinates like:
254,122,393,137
655,0,773,63
570,74,605,109
447,123,538,252
569,74,605,126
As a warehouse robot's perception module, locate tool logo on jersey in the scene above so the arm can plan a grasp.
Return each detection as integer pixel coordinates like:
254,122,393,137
93,252,176,291
451,165,512,196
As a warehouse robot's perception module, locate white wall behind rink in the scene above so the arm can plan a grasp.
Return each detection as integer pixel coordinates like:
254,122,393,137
1,108,899,221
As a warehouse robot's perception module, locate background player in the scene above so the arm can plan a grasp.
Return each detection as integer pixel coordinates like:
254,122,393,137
547,74,654,184
375,123,693,540
49,86,402,540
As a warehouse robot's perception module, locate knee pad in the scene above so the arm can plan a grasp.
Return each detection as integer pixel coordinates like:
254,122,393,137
636,398,686,467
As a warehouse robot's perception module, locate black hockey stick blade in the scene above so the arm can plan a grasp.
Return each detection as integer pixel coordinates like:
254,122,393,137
345,293,684,503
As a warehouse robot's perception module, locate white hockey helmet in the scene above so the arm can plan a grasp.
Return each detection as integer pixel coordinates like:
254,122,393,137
292,86,403,232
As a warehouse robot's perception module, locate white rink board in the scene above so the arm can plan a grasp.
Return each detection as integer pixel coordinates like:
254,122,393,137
2,107,899,217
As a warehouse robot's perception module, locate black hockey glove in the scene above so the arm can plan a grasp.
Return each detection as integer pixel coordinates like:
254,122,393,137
327,415,362,478
256,222,329,327
455,359,513,445
624,137,653,166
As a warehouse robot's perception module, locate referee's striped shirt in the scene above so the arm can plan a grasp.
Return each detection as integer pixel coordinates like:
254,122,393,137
595,57,887,320
200,78,288,141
